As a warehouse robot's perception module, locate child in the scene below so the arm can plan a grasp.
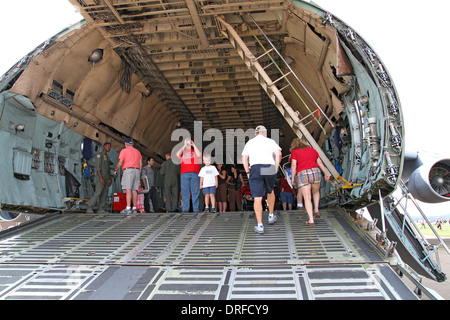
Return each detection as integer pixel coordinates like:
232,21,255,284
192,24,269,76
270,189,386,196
198,155,219,213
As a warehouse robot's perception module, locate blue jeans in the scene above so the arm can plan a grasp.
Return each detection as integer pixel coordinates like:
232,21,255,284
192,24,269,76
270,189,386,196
280,191,294,204
181,172,200,212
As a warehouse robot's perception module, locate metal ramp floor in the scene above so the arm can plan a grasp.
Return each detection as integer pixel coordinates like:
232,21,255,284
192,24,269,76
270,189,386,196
0,209,417,300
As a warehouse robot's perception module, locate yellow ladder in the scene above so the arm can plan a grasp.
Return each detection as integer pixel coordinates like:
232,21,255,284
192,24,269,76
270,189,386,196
216,15,349,186
245,13,333,134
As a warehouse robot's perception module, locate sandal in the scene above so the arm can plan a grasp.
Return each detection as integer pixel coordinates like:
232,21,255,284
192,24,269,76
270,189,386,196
314,211,320,218
305,221,315,226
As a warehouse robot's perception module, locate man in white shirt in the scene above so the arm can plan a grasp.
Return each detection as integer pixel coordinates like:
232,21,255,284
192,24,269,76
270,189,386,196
242,125,282,234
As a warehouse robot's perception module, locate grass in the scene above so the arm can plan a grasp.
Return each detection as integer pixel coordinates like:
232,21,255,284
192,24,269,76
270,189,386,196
414,223,450,238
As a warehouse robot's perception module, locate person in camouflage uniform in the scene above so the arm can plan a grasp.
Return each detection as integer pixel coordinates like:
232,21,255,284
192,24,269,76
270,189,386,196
160,152,180,212
87,142,112,213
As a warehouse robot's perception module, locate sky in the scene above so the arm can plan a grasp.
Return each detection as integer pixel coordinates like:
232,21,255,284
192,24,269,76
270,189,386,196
312,0,450,156
311,0,450,217
0,0,448,216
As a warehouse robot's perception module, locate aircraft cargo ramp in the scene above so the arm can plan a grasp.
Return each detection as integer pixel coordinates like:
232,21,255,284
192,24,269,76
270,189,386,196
0,209,417,300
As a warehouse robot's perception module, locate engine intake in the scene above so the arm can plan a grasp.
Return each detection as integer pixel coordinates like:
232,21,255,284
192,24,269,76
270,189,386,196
406,159,450,203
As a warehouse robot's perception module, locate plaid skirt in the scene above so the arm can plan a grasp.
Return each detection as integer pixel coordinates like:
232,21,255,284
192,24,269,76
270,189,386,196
296,167,321,188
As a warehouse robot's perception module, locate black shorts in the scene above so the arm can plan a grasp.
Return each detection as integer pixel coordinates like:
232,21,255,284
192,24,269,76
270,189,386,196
249,164,277,197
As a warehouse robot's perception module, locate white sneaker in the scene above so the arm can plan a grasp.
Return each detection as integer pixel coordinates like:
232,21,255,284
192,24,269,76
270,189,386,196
120,208,131,214
268,214,278,225
254,225,264,234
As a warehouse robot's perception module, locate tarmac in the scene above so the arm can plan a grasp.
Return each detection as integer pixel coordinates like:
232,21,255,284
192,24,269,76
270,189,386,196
404,237,450,300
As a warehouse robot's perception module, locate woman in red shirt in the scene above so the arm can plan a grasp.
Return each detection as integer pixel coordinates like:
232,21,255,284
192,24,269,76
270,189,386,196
290,137,330,226
176,139,202,212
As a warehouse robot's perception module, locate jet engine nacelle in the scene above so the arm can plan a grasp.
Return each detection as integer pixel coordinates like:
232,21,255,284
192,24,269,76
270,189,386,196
403,151,450,203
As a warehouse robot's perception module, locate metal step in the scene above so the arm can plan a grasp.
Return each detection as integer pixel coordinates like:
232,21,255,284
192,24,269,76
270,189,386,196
0,209,418,300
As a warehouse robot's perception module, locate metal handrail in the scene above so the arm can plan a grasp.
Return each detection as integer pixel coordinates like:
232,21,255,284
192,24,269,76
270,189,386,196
396,180,450,254
215,14,345,185
245,13,335,133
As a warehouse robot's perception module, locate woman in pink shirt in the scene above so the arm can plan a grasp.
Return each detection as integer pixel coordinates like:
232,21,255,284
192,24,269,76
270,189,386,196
290,137,330,226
